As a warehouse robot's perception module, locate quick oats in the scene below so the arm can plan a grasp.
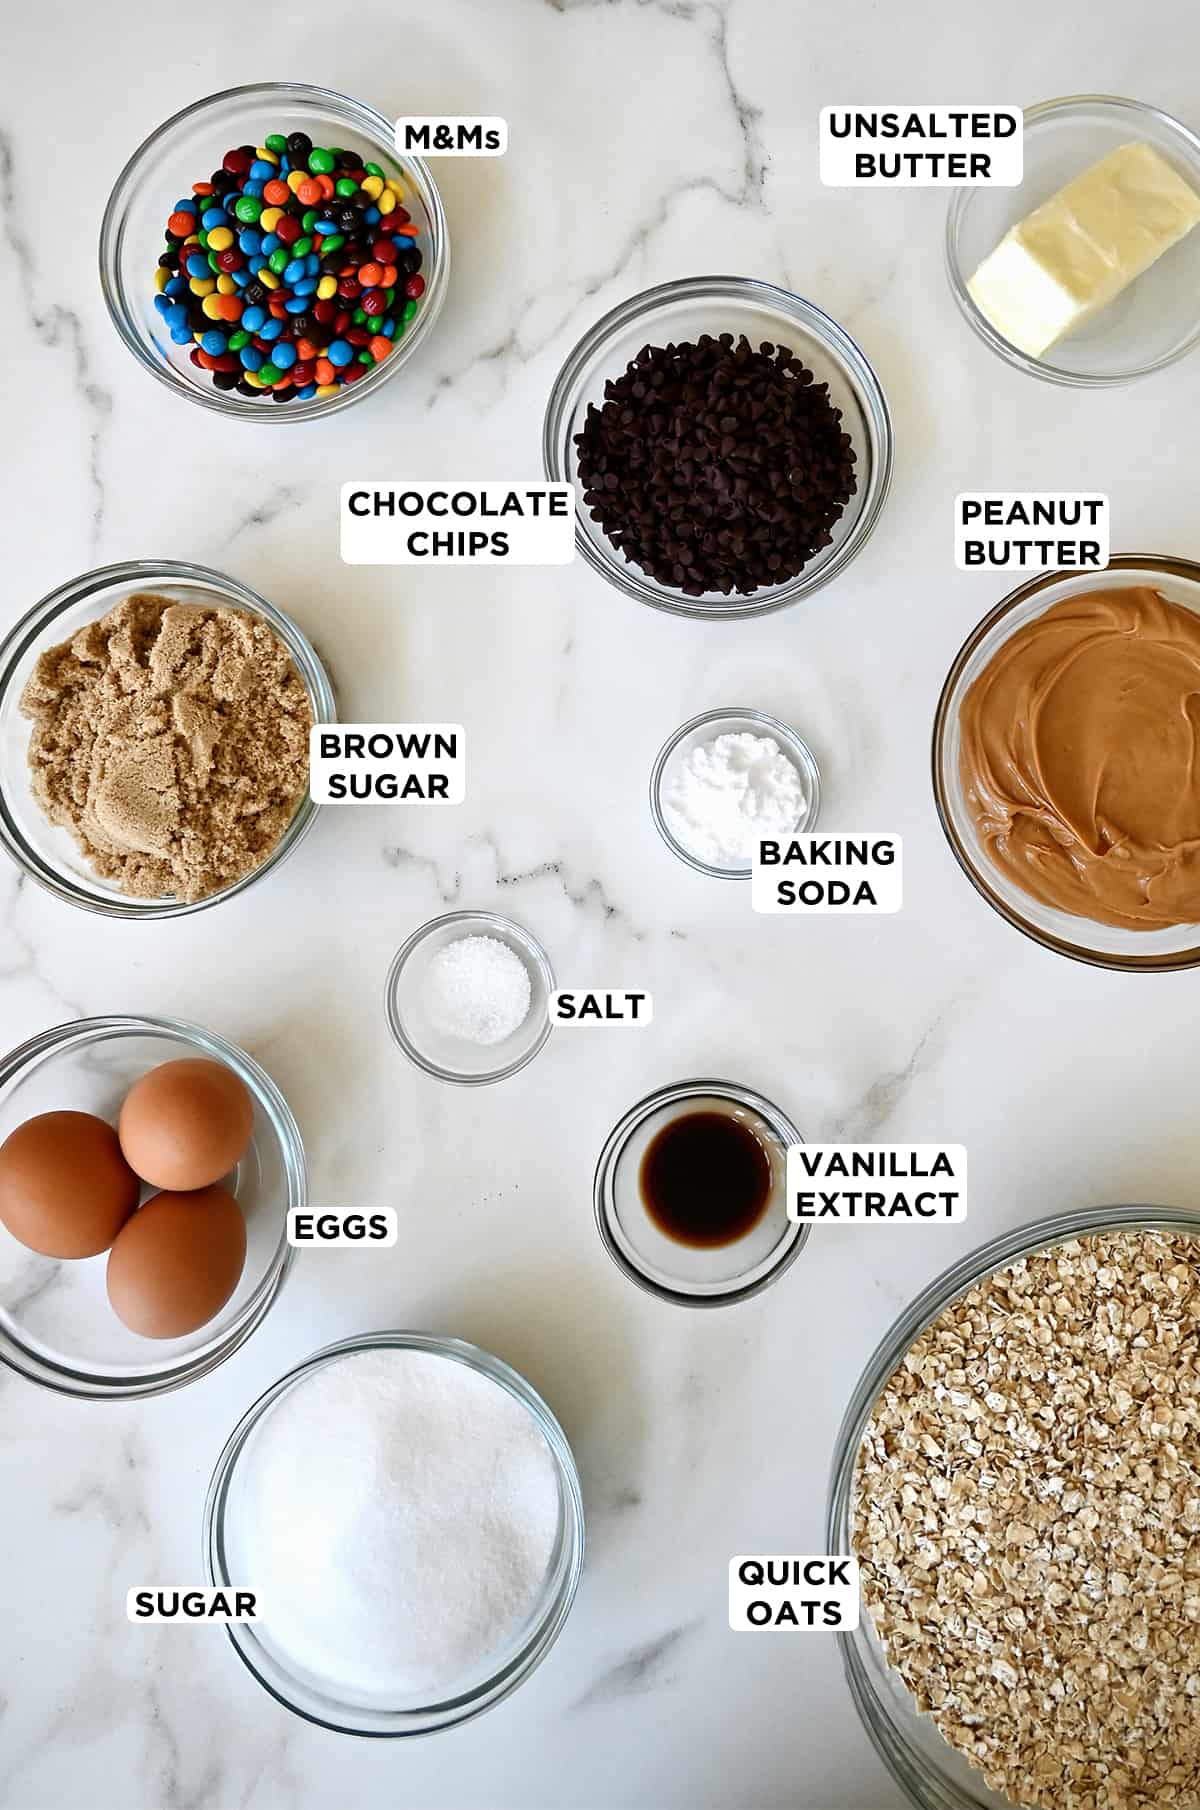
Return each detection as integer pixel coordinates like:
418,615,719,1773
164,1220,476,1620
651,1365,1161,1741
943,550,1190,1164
853,1229,1200,1810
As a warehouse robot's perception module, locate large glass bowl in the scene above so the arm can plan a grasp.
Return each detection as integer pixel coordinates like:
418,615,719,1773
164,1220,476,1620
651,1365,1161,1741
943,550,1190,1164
204,1331,586,1736
946,96,1200,387
0,558,335,918
0,1015,303,1399
933,554,1200,971
543,276,893,619
827,1203,1200,1810
100,83,449,420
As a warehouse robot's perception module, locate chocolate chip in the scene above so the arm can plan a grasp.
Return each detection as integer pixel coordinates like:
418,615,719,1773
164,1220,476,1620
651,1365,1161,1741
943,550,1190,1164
574,335,857,597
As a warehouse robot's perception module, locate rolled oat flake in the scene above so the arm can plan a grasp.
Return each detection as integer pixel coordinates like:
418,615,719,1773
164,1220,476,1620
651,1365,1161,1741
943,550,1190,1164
853,1228,1200,1810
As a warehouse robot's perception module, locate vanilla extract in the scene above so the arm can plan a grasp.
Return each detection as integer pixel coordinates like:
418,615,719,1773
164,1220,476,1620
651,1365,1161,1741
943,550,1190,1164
640,1110,772,1248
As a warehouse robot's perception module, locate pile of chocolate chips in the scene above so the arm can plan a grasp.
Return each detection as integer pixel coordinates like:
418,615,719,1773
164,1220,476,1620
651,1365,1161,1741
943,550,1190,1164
574,333,857,597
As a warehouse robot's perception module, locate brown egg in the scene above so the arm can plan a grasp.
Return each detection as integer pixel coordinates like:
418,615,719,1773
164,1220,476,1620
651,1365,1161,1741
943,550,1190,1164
118,1058,254,1191
0,1111,140,1258
106,1185,247,1339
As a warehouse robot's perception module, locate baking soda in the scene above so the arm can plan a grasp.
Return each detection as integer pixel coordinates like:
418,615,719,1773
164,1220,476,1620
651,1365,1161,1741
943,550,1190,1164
663,731,807,867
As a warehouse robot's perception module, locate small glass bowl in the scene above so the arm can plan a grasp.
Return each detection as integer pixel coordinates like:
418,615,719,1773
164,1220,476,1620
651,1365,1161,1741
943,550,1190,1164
650,707,822,879
593,1078,808,1307
0,559,335,919
933,553,1200,971
947,95,1200,386
543,276,893,619
100,83,449,420
0,1015,302,1399
204,1330,585,1736
385,911,555,1085
827,1203,1200,1810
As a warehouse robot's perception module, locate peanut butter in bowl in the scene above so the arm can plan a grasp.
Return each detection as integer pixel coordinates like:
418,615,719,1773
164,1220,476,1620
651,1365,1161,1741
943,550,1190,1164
959,584,1200,931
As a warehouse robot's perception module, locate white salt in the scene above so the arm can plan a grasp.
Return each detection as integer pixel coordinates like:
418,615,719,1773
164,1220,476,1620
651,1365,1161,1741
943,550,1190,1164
236,1348,561,1699
423,933,532,1045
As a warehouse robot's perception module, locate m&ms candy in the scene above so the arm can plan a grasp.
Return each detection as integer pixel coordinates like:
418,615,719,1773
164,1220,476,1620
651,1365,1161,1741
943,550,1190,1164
152,131,426,404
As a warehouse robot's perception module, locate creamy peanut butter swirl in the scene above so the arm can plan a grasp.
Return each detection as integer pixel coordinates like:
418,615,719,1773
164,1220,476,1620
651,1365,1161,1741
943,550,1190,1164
959,585,1200,931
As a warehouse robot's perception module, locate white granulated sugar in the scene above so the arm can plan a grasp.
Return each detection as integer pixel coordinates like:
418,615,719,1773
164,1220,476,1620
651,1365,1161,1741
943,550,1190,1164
423,933,532,1045
237,1349,561,1700
663,730,807,867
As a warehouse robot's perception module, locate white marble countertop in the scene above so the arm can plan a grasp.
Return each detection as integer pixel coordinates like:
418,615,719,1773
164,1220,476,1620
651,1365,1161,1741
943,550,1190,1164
5,2,1200,1806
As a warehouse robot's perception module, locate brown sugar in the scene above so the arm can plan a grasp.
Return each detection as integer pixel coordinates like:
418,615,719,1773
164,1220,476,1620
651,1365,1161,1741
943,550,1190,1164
20,592,313,903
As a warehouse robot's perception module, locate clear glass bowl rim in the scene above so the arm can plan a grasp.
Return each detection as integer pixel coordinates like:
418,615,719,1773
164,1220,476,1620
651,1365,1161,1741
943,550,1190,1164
0,1013,302,1399
945,94,1200,388
203,1328,586,1737
542,274,894,620
593,1075,809,1307
99,81,451,423
649,705,823,879
826,1201,1200,1810
384,910,556,1085
931,551,1200,972
0,557,336,919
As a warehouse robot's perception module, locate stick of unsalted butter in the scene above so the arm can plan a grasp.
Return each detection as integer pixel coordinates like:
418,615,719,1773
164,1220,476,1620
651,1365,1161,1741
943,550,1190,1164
967,142,1200,358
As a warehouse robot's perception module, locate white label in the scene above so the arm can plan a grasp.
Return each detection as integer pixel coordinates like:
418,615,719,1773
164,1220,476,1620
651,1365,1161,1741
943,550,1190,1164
309,723,465,804
752,835,902,914
956,493,1109,571
396,117,507,156
287,1208,398,1248
127,1588,259,1623
550,989,653,1027
820,106,1023,186
341,484,575,566
729,1556,859,1632
787,1144,968,1222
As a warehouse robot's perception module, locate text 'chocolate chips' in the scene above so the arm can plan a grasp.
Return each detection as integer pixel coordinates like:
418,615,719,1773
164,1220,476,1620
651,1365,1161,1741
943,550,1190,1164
574,333,857,598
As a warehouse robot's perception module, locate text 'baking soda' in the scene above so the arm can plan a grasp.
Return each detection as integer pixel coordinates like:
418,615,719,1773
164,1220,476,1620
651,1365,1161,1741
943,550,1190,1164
955,493,1110,571
309,724,465,803
786,1144,968,1223
751,835,902,914
729,1557,860,1632
819,107,1023,186
340,484,575,564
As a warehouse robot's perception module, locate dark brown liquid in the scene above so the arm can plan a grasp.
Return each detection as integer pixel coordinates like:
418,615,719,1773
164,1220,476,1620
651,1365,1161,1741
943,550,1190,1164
639,1109,772,1248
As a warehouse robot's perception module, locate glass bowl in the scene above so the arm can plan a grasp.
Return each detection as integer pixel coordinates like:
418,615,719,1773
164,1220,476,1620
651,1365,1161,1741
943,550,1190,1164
385,911,555,1085
204,1330,585,1736
0,1015,302,1399
0,558,335,919
946,95,1200,386
543,276,893,619
826,1202,1200,1810
593,1078,808,1306
100,82,449,420
650,706,822,879
933,553,1200,971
